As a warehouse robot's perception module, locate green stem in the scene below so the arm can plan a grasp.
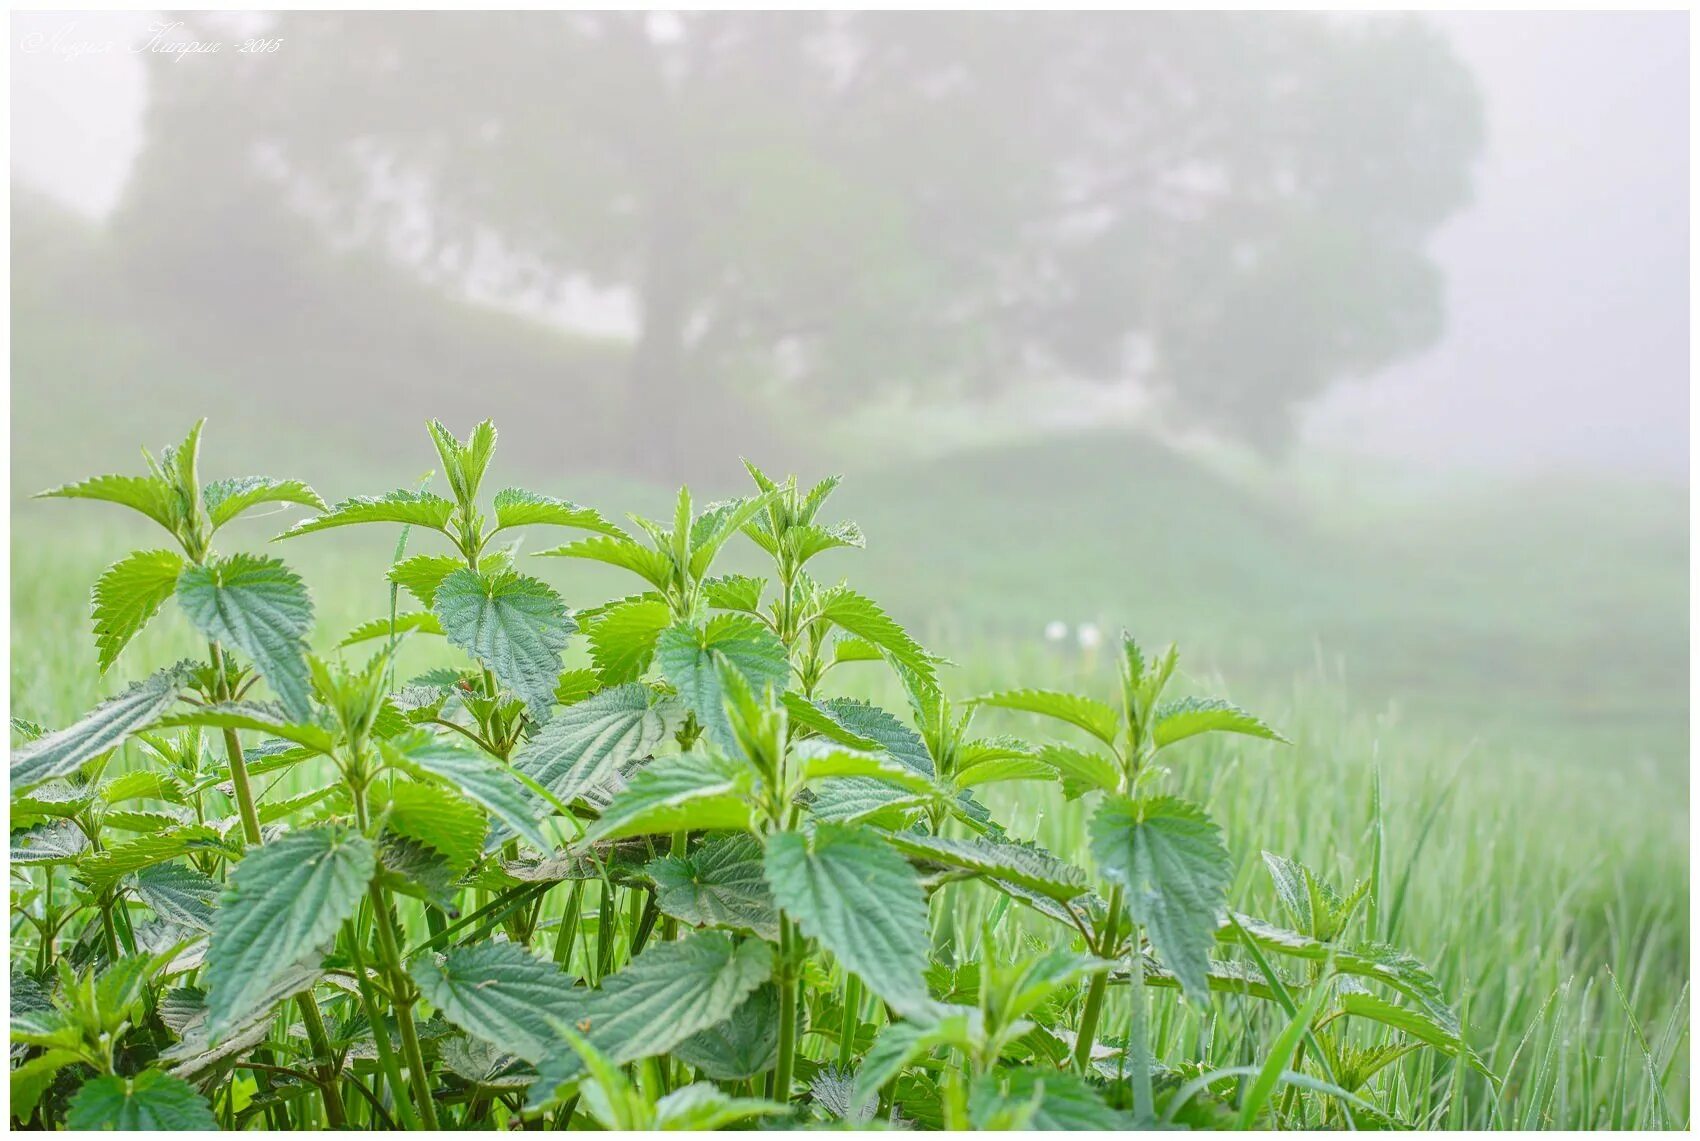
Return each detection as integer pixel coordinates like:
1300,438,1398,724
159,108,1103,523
355,783,440,1130
347,920,419,1130
838,974,862,1070
208,643,263,848
1072,883,1124,1073
369,882,440,1130
296,995,349,1127
771,918,800,1102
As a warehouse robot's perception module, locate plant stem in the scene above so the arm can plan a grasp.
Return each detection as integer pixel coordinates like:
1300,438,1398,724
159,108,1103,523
368,885,441,1130
208,642,264,845
1072,883,1124,1073
771,917,799,1102
355,783,440,1130
347,919,420,1130
839,973,862,1070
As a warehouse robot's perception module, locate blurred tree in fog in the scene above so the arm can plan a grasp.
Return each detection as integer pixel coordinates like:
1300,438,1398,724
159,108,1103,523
118,12,1480,476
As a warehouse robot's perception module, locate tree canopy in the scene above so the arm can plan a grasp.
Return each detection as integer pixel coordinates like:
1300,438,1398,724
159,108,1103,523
119,12,1481,473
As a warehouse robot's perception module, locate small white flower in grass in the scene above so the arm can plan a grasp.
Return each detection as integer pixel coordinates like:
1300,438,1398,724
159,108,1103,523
1044,620,1069,643
1076,623,1102,650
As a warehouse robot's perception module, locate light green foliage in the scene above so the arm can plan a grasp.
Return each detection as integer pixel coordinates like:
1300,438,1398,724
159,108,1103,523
12,664,192,790
647,833,779,940
11,425,1546,1132
412,941,582,1063
584,596,671,684
1089,795,1233,1005
39,473,184,533
1153,696,1287,749
491,487,623,535
65,1071,218,1130
390,734,552,851
766,824,931,1014
514,683,671,803
90,549,185,673
972,688,1122,747
655,614,789,746
811,586,938,687
279,489,458,537
203,476,326,530
970,1068,1124,1129
176,553,315,720
580,752,755,842
204,827,374,1036
432,568,574,718
530,933,775,1095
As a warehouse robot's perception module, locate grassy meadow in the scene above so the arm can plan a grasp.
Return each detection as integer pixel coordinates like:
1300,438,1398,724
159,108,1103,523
9,432,1686,1129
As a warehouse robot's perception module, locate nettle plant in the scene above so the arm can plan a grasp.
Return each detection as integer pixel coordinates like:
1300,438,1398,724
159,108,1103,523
10,421,1488,1130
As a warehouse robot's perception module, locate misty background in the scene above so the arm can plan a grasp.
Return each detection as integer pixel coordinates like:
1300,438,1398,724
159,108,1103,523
9,11,1689,783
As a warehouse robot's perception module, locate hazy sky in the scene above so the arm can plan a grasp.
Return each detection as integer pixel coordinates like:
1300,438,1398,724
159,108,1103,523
10,10,1690,479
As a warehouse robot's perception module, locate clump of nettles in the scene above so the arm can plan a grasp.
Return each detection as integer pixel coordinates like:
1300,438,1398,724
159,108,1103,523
10,420,1487,1130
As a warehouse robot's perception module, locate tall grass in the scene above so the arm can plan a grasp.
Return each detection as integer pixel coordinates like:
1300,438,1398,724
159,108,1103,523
10,523,1687,1129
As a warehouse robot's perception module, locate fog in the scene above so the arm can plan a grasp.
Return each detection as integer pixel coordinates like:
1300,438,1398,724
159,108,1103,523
9,12,1689,773
11,10,1688,480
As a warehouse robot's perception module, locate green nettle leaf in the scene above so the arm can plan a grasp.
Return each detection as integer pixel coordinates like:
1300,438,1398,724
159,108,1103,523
815,698,934,778
11,821,90,864
37,473,181,533
703,574,767,615
432,568,576,718
133,862,222,931
492,488,624,536
796,744,938,796
1032,743,1121,800
581,753,755,843
91,549,186,673
655,614,789,747
765,824,931,1015
156,701,336,755
205,827,375,1037
1219,915,1460,1037
1336,991,1487,1070
279,488,458,538
881,832,1090,906
412,941,583,1064
586,597,672,684
12,663,192,790
338,610,444,648
813,587,937,686
428,418,499,504
532,932,774,1094
514,683,672,805
381,781,486,873
535,535,674,592
65,1070,218,1131
203,476,326,529
389,554,470,609
391,736,552,852
669,984,782,1080
647,833,779,940
972,688,1123,748
74,826,233,890
1152,696,1286,749
175,553,315,721
970,1067,1126,1130
1089,795,1232,1005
